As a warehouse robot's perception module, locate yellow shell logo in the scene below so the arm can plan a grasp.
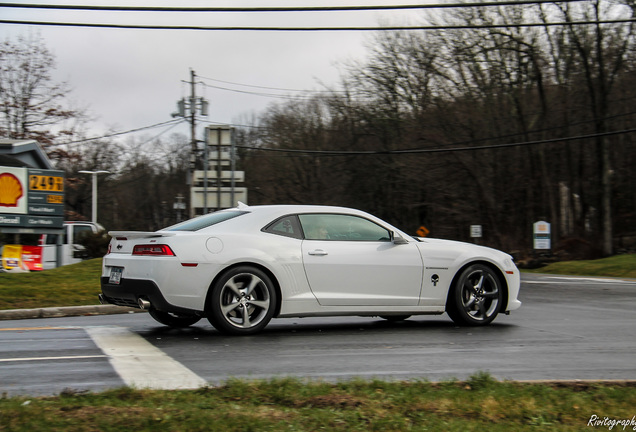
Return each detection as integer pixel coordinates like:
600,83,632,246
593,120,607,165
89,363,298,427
0,173,24,207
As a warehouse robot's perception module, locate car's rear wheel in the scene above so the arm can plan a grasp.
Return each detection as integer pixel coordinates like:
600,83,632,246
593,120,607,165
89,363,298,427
207,266,277,335
446,264,502,326
148,309,201,328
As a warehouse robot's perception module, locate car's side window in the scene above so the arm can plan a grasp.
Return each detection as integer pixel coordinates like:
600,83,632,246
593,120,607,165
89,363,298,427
298,214,391,241
263,215,303,239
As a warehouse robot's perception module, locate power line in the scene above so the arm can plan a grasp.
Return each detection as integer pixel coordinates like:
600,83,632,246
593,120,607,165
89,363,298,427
200,82,316,100
235,128,636,155
2,19,635,31
199,75,344,95
45,108,635,152
200,81,357,102
0,1,588,13
47,118,187,146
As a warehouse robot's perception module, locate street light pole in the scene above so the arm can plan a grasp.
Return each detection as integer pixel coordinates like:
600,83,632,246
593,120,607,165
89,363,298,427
79,170,110,224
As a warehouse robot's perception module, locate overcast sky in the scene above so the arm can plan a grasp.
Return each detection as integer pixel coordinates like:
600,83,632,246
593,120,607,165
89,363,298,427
1,1,427,142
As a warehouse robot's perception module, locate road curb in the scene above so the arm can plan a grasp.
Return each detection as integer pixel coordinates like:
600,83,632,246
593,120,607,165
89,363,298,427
0,305,144,321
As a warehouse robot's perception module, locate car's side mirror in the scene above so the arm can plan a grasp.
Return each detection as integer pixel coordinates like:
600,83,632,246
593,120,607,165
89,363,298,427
391,231,409,245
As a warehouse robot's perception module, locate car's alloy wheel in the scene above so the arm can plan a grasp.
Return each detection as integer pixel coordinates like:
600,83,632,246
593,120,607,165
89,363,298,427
208,266,277,335
447,264,502,326
148,309,201,328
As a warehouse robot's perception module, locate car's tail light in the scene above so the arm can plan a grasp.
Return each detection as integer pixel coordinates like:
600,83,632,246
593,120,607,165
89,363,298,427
132,244,176,256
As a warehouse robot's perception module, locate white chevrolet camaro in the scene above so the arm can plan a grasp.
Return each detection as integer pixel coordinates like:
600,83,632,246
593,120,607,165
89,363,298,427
100,203,521,335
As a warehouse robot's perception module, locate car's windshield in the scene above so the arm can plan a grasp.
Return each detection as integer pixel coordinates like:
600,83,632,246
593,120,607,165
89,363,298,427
163,211,247,232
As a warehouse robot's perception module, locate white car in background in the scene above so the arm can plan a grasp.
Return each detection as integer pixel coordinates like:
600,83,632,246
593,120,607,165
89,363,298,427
100,203,521,335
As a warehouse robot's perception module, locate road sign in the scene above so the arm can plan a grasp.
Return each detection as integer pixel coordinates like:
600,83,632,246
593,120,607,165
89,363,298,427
470,225,482,238
0,167,64,229
416,226,430,237
533,221,551,249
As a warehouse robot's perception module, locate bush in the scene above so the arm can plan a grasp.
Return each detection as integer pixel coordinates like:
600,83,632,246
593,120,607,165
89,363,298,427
75,230,111,259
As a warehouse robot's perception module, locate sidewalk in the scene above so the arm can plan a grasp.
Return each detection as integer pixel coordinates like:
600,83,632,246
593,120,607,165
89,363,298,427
0,305,142,320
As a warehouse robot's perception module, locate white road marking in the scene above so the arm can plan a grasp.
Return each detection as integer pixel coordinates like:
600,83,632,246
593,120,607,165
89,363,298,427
86,326,208,390
0,355,106,363
547,276,636,284
523,276,636,285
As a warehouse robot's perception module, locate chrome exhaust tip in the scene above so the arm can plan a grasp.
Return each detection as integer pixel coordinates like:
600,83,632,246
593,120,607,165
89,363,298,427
98,294,107,305
138,298,151,310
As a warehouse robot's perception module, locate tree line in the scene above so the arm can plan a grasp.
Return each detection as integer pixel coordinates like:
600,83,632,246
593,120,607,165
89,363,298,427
1,0,635,259
238,0,636,258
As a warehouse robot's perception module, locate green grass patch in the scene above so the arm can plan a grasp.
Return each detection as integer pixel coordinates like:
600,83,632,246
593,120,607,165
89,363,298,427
0,259,102,310
1,375,635,431
523,254,636,279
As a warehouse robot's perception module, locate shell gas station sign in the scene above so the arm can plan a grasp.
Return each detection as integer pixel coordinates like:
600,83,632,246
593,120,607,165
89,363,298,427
0,167,27,213
1,166,64,271
0,167,64,229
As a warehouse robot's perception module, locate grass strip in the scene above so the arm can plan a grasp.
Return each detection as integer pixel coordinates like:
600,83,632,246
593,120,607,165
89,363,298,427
0,259,102,310
523,254,636,279
1,374,635,431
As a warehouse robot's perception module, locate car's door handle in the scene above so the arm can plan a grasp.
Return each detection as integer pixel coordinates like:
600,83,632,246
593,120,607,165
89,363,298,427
308,249,328,256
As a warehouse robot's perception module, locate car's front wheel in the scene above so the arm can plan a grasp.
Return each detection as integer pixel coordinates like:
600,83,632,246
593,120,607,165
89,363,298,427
446,264,503,326
148,309,201,328
207,266,277,335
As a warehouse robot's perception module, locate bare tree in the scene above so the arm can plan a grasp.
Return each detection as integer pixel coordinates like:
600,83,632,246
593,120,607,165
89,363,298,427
0,33,86,145
238,0,636,256
550,0,636,255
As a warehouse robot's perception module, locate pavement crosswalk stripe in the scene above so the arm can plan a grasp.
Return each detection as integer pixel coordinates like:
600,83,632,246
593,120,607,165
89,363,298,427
85,326,208,390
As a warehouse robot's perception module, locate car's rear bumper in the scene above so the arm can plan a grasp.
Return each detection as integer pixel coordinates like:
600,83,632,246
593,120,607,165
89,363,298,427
100,277,203,316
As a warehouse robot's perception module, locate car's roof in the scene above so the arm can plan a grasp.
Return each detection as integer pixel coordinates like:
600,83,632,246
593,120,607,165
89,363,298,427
172,204,394,234
230,203,367,215
227,204,373,222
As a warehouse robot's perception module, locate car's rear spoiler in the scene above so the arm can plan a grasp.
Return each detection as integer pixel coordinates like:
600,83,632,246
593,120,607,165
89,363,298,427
108,231,177,239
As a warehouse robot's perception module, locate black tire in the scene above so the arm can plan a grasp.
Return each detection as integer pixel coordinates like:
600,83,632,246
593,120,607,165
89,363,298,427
446,264,503,326
207,266,277,335
148,309,201,328
379,315,411,322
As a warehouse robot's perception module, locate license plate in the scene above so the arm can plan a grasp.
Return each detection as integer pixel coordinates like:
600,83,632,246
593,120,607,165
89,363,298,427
109,267,123,285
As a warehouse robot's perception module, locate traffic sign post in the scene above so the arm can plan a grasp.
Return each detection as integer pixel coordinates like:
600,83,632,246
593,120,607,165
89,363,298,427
533,221,551,250
470,225,482,243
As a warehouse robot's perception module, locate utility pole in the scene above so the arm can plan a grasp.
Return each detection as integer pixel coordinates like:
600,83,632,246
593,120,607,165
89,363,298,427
172,69,208,218
216,127,222,212
189,69,197,170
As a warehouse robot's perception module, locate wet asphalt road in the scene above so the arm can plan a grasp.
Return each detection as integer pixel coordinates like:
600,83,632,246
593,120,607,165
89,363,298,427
1,273,635,396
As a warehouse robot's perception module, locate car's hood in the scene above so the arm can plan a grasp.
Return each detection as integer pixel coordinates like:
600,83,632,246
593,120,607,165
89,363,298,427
415,237,513,259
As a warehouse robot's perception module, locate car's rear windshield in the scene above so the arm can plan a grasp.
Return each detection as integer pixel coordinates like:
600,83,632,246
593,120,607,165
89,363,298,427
163,211,248,232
